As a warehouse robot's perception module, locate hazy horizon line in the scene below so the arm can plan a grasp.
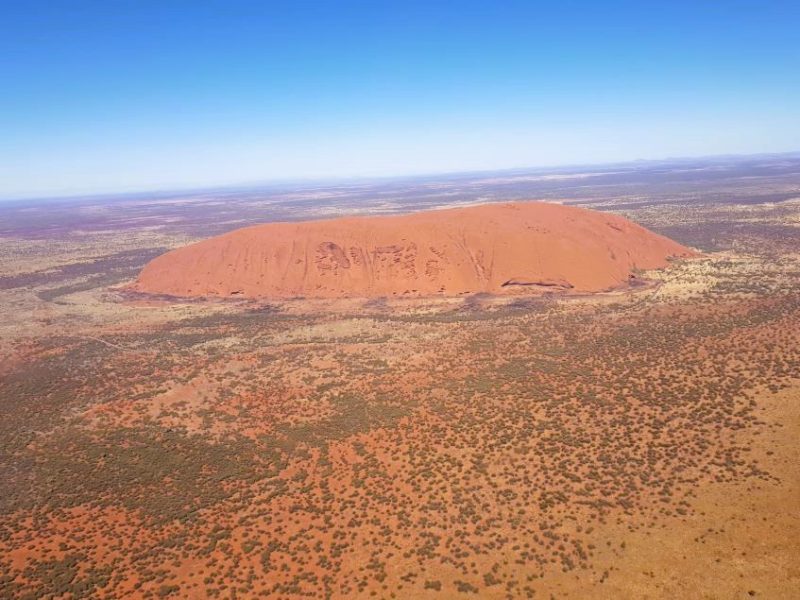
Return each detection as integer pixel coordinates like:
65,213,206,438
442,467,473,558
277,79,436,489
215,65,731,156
3,148,799,205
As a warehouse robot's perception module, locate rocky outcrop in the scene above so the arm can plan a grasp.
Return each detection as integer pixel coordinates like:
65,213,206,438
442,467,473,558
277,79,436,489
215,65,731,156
133,202,695,299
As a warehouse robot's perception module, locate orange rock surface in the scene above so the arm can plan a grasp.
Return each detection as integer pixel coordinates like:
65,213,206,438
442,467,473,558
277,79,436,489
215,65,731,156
134,201,695,299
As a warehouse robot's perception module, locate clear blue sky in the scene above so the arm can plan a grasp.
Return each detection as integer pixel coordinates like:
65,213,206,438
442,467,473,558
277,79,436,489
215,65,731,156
1,1,798,198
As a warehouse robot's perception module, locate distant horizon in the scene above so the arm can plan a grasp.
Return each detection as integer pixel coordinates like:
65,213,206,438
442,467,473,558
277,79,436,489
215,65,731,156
3,2,799,200
3,148,799,204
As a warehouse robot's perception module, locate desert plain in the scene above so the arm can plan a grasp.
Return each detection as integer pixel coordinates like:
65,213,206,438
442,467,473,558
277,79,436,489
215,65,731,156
0,155,798,599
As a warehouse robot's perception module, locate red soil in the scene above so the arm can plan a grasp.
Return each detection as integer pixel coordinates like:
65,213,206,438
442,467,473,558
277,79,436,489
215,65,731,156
134,201,695,299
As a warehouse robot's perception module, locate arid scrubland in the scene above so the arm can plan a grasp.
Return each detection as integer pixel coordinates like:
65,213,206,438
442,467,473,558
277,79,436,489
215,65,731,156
1,174,798,598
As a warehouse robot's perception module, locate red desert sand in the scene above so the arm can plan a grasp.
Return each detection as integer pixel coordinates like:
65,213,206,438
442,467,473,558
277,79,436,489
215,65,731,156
134,201,696,299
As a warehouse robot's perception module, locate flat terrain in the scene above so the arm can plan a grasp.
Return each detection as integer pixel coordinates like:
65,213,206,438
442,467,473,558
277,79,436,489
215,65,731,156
0,155,798,598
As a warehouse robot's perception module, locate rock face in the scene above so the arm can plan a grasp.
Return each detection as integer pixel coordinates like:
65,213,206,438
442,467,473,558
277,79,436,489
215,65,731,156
133,202,695,299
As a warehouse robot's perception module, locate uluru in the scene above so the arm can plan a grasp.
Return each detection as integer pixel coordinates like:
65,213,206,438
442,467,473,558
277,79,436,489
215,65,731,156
133,201,695,299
